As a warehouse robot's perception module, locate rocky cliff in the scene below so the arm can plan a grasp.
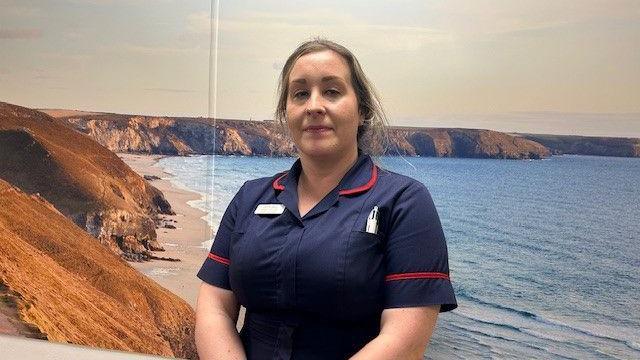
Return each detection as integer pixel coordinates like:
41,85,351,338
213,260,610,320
45,110,550,159
519,133,640,157
0,102,174,261
386,127,550,159
41,111,294,156
42,108,640,159
0,179,196,358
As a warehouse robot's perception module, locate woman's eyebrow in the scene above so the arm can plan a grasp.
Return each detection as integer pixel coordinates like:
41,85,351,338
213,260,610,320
290,75,345,84
320,75,344,83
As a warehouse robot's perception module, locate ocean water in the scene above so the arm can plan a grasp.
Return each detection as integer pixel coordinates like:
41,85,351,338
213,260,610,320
158,154,640,359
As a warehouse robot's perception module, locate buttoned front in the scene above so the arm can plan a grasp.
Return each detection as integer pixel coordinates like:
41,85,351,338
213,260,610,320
198,153,457,359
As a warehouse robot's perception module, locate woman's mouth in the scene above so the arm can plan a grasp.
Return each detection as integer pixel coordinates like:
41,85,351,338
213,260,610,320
304,126,332,134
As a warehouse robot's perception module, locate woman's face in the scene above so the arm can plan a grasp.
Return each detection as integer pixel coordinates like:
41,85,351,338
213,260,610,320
285,50,361,160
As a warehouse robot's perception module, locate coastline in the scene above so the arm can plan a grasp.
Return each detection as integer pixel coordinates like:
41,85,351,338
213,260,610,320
118,153,210,309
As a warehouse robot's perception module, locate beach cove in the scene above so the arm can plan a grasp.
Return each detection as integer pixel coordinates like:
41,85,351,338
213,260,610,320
119,153,210,308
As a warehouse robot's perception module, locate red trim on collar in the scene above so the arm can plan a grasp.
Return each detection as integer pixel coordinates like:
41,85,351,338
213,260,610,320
385,272,450,282
272,172,287,191
339,164,378,196
207,252,230,266
271,164,378,196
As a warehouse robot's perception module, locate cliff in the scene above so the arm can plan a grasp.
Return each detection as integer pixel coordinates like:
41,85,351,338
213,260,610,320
0,102,174,261
519,133,640,157
44,111,550,159
386,127,550,159
35,110,293,156
0,179,196,358
41,108,640,158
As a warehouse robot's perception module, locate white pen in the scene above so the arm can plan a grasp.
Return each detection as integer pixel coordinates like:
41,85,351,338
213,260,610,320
365,206,379,234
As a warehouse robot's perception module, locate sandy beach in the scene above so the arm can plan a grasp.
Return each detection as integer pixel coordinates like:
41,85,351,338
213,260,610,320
118,153,210,309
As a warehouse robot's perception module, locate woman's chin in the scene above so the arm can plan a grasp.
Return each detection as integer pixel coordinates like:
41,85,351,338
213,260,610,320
297,143,342,159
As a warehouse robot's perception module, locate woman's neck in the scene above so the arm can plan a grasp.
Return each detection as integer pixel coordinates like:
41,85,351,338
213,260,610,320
297,147,359,203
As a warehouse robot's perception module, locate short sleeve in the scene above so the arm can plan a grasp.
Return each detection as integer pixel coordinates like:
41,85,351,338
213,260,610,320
383,182,457,312
196,183,244,290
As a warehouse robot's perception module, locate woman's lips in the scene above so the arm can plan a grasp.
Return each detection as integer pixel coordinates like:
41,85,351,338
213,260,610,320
304,126,332,133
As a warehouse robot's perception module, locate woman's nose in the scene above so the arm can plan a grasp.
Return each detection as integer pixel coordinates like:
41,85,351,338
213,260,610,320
306,90,325,116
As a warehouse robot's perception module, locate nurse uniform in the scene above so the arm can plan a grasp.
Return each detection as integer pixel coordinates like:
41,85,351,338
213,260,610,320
198,153,457,359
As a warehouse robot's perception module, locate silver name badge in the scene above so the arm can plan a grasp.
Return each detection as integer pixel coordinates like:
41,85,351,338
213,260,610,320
254,204,286,215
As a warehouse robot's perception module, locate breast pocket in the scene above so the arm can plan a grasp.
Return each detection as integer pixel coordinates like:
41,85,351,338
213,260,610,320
343,231,385,319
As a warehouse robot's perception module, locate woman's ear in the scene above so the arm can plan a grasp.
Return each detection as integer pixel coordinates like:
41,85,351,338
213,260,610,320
358,113,365,126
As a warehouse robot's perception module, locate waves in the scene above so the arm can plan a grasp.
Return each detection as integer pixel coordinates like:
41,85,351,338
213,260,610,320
446,288,640,358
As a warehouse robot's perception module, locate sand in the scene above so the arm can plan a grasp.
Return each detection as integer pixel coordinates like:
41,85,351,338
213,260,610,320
118,153,211,309
120,153,248,329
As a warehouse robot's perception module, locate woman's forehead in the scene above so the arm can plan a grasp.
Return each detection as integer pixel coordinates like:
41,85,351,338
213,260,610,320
288,50,351,84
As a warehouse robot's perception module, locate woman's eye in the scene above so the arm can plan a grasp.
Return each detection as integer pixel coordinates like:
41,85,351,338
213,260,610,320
325,89,340,97
292,90,309,99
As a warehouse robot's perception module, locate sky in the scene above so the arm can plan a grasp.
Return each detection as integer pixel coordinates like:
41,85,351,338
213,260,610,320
1,0,639,137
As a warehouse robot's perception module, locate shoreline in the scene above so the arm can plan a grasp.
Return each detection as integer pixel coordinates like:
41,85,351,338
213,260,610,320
118,153,210,309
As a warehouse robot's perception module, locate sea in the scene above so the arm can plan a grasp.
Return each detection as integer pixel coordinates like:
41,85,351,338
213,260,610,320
157,154,640,359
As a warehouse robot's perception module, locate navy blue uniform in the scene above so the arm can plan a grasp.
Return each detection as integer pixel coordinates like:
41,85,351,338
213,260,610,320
198,153,457,359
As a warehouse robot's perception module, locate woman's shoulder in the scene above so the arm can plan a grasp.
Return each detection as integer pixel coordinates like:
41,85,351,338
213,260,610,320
245,170,287,187
234,171,288,199
375,166,431,194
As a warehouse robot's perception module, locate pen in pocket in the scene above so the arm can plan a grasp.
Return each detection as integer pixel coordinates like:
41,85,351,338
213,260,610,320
366,206,379,234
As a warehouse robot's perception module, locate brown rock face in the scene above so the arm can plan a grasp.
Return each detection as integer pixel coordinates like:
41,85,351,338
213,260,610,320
53,113,295,156
0,179,196,358
48,111,552,159
221,127,252,155
43,107,640,159
0,101,174,260
520,133,640,157
387,128,551,159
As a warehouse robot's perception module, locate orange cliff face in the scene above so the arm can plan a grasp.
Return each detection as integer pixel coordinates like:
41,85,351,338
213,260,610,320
45,108,554,159
0,179,196,358
0,101,174,260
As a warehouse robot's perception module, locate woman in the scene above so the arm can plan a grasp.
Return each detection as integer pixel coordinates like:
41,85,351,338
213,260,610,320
195,39,457,359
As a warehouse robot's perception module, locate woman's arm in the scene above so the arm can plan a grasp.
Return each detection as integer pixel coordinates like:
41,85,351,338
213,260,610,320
195,282,246,360
349,305,440,360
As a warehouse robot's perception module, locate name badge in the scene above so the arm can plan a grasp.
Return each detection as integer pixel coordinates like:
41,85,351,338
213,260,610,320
254,204,286,215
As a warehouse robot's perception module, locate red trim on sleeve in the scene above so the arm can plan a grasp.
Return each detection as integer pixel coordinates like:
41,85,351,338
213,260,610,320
385,272,450,281
272,172,287,191
207,252,230,266
339,165,378,196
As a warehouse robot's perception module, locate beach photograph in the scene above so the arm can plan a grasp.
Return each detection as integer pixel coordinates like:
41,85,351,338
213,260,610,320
1,0,639,359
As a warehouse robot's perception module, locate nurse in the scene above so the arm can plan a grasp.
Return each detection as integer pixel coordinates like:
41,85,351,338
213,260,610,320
195,39,457,359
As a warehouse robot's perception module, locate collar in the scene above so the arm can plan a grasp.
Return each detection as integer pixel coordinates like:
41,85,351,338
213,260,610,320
272,152,378,197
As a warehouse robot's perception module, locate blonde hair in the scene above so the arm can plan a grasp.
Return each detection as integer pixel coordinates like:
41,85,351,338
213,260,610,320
274,38,388,156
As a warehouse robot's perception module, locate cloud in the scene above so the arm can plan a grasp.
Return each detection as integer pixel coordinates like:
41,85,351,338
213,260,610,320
240,9,364,27
215,13,450,58
34,74,57,80
0,28,43,39
63,31,86,41
0,2,42,17
200,1,640,55
187,8,365,36
42,52,91,62
143,88,199,93
110,43,206,55
62,0,177,4
427,0,640,37
186,6,450,49
186,11,210,34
